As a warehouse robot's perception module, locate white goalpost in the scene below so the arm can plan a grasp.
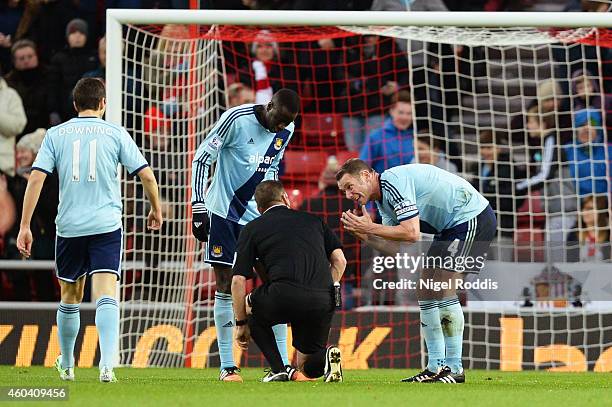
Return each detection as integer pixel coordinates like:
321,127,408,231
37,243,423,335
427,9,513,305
106,9,612,370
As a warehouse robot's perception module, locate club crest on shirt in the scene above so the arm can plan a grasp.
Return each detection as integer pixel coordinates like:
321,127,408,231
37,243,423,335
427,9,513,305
274,138,284,150
211,245,223,258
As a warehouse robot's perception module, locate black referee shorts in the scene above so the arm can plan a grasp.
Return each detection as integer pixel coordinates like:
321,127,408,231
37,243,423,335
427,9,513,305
249,281,334,355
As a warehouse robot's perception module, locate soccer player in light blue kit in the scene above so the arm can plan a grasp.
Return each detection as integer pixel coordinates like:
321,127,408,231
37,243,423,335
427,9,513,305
191,88,300,382
337,159,496,384
17,78,163,383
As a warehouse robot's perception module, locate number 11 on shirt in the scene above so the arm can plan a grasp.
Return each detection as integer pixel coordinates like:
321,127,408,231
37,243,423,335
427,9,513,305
72,139,97,182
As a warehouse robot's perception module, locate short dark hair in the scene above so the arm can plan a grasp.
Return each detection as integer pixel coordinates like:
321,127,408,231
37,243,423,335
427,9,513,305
392,90,411,105
335,158,374,182
415,132,443,151
479,129,508,145
72,78,105,111
255,180,285,211
273,88,300,115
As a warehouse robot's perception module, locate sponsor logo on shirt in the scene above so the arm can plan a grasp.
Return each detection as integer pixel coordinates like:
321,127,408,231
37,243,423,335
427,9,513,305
248,152,277,172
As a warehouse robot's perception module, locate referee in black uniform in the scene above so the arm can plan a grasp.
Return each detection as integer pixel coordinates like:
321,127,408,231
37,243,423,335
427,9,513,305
231,180,346,382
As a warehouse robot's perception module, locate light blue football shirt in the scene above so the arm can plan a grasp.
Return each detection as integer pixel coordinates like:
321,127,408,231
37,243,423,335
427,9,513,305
191,104,295,225
376,164,489,233
33,117,148,237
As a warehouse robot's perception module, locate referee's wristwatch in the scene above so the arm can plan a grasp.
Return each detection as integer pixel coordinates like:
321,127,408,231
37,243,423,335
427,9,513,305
235,319,248,326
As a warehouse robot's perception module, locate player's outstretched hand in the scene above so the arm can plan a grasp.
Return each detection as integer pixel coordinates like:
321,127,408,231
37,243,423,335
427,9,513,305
147,208,164,230
341,205,373,236
192,209,210,242
16,227,33,258
236,325,250,350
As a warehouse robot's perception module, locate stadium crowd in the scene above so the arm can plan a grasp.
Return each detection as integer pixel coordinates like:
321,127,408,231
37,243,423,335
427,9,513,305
0,0,610,302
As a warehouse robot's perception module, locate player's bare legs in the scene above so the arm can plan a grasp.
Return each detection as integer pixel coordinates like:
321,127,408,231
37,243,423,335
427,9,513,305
92,273,119,383
54,278,87,381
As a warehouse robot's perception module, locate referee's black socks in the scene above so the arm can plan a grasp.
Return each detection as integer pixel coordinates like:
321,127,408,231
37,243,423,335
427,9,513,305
302,349,326,379
248,315,285,373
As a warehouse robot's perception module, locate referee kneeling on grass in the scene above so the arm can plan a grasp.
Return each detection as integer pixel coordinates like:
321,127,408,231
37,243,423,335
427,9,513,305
231,180,346,382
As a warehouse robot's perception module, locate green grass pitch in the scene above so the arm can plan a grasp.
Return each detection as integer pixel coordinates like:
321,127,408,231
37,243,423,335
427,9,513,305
0,367,609,407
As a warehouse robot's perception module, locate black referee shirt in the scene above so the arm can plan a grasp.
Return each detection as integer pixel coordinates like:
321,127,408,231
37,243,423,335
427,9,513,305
233,205,342,290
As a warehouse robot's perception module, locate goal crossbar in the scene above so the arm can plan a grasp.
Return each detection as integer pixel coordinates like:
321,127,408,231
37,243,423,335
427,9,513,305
105,9,612,125
106,10,612,28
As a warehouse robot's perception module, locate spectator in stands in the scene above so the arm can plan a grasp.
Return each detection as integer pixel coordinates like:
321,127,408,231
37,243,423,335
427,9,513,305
5,128,57,300
566,0,610,12
227,82,255,108
517,105,578,261
47,18,97,124
243,30,299,106
471,130,526,255
7,128,58,259
411,132,458,174
25,0,98,64
554,1,611,95
299,156,357,309
137,106,182,275
483,0,534,11
359,90,415,174
250,30,277,104
5,39,51,137
564,109,611,197
144,24,191,118
0,172,16,258
570,69,612,124
334,35,408,152
142,106,183,193
82,36,106,80
512,78,574,144
0,0,23,73
538,79,573,144
380,0,456,139
0,69,27,177
567,195,611,262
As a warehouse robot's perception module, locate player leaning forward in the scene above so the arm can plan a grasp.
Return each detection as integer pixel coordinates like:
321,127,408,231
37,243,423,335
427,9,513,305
191,89,300,381
17,78,163,383
337,159,496,384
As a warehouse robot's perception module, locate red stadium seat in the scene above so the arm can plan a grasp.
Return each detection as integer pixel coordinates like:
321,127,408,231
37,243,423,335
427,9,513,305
514,227,545,262
287,188,305,209
300,113,344,148
283,150,328,181
516,190,546,228
336,151,359,166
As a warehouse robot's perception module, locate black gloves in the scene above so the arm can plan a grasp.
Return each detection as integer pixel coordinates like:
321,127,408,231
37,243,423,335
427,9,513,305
192,204,210,242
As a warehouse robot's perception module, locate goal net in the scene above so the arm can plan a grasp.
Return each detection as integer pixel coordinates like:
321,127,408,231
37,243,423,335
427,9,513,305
108,9,612,371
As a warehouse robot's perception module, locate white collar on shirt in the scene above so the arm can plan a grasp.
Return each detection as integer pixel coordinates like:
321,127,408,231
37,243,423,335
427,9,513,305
263,204,287,214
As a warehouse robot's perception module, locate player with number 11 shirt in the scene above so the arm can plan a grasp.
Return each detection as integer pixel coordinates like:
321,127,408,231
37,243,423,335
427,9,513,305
16,78,163,383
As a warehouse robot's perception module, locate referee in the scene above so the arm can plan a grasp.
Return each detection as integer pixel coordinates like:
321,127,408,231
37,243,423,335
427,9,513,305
231,180,346,382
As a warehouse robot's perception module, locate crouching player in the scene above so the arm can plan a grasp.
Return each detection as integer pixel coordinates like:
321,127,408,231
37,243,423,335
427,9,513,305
337,159,496,383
